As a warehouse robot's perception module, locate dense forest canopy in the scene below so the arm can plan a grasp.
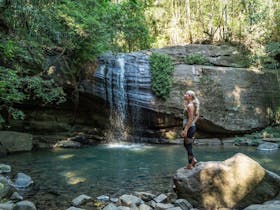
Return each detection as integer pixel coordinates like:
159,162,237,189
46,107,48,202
0,0,279,126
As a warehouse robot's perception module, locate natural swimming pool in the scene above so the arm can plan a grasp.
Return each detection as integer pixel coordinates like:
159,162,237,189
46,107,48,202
1,143,279,209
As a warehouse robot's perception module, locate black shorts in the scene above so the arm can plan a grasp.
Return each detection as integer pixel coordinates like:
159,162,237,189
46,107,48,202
187,126,196,138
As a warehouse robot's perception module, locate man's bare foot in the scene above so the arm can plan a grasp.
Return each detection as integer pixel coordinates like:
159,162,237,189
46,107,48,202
184,164,193,169
192,157,197,167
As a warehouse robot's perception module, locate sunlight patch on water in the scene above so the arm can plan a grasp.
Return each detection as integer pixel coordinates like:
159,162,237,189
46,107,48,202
59,171,87,185
57,154,75,160
105,142,153,151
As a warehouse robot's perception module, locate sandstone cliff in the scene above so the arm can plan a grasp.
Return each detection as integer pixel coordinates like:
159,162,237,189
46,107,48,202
81,44,280,138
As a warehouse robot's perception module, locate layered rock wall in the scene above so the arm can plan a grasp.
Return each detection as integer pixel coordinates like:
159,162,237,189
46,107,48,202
80,44,280,138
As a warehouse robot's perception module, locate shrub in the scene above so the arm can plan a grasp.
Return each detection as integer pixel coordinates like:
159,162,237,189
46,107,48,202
0,67,66,127
183,53,210,65
149,53,175,100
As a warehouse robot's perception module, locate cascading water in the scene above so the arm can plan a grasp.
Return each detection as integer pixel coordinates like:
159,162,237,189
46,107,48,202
86,52,155,142
106,57,128,141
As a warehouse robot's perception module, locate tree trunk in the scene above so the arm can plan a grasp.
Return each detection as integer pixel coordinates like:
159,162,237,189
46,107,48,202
186,0,193,43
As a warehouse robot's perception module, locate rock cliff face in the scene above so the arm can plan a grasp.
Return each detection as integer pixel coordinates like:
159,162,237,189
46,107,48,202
80,45,280,138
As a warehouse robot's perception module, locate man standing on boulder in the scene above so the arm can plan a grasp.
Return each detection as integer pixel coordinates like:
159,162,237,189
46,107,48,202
181,90,200,169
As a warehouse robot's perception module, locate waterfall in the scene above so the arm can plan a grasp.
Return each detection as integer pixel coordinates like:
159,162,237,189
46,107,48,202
83,52,155,142
105,56,129,142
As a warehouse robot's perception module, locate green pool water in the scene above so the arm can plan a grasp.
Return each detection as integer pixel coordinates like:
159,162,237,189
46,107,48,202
1,143,279,209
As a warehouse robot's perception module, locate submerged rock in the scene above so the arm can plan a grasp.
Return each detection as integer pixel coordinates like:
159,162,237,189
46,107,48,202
13,173,33,188
13,200,36,210
257,142,279,151
173,153,280,209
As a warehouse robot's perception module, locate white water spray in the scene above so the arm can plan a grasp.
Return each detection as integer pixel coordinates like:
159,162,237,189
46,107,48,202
106,56,129,142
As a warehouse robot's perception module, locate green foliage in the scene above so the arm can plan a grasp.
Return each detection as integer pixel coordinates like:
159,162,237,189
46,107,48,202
261,126,280,138
0,0,152,127
145,0,279,48
0,67,26,126
266,42,280,58
1,0,151,71
0,68,25,104
233,136,261,146
0,40,17,59
116,0,151,52
0,67,66,126
248,42,280,70
22,76,66,105
234,126,280,146
265,42,280,69
149,53,175,99
183,53,210,65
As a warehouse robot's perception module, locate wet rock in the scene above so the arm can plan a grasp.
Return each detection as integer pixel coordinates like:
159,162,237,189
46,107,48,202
147,200,156,208
0,164,11,173
10,192,23,201
0,131,33,153
167,207,182,210
153,194,167,203
134,191,156,202
0,176,11,198
155,203,174,210
0,201,14,210
102,203,119,210
174,199,193,210
54,140,81,148
139,203,152,210
13,200,36,210
118,206,130,210
13,173,33,188
66,207,86,210
257,142,278,151
72,194,92,206
110,198,118,203
244,201,280,210
120,194,142,206
97,195,110,202
68,134,89,144
173,153,280,209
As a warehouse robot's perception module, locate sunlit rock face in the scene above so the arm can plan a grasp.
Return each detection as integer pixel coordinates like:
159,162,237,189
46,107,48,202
154,45,280,136
173,153,280,209
80,45,280,138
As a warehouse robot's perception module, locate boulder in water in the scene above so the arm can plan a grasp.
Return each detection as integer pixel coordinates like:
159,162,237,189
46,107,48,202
0,176,12,198
13,173,33,188
257,142,279,151
173,153,280,209
0,164,11,173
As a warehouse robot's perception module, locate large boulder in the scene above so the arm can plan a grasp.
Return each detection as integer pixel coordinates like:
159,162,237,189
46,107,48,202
0,131,33,153
173,153,280,209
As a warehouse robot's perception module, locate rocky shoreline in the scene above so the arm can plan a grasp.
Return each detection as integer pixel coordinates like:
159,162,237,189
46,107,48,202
1,131,280,209
1,130,279,156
